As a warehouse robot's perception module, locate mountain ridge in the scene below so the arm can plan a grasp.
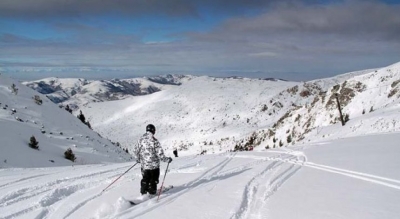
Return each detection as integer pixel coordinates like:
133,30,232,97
78,62,400,155
19,62,400,157
23,74,195,110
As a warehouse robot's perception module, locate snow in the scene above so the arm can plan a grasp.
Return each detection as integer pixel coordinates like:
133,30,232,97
1,61,400,218
82,76,299,154
78,62,400,158
0,74,132,168
1,133,399,218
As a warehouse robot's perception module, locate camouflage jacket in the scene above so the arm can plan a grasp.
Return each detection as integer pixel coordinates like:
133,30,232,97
133,132,169,170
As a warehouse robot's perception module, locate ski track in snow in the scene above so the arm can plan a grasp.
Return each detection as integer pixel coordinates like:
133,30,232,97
113,153,241,218
0,173,56,189
114,152,249,218
58,167,141,219
0,166,128,206
303,162,400,190
0,165,134,219
61,191,105,219
265,149,400,191
231,147,400,219
2,150,400,219
232,150,306,219
117,151,306,219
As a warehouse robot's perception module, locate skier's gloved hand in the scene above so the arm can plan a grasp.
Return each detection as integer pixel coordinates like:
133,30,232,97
167,157,173,163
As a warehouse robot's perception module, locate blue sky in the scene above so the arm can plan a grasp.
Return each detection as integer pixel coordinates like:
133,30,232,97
1,0,400,81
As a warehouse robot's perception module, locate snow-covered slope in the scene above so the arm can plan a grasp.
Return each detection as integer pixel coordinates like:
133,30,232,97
1,63,400,219
265,62,400,148
23,74,194,110
82,76,299,154
1,132,399,219
80,62,400,156
0,74,132,168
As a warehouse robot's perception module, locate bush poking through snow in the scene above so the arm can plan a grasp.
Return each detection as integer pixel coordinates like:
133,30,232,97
33,95,43,105
85,121,92,129
261,104,268,112
388,88,398,98
287,135,292,143
64,148,76,162
299,89,311,97
29,136,39,149
65,105,73,113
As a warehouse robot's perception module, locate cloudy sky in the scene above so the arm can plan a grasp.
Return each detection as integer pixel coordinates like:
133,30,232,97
1,0,400,81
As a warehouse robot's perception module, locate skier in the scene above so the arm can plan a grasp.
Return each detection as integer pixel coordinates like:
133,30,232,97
173,147,178,157
133,124,172,197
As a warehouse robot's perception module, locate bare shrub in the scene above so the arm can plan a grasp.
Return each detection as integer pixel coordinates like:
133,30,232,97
33,95,43,105
299,90,311,97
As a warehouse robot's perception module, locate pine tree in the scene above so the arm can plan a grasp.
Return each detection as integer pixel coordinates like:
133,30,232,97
78,110,86,123
65,105,72,113
287,135,292,143
85,121,92,129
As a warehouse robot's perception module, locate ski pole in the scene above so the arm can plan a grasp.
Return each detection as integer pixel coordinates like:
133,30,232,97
102,162,139,193
157,162,170,201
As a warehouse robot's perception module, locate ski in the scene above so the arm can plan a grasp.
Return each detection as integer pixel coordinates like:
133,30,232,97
127,185,174,205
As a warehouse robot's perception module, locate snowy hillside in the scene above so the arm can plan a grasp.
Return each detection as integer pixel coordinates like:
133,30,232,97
0,74,132,168
1,62,400,218
79,62,400,156
265,62,400,148
1,132,399,218
23,74,194,111
81,76,298,155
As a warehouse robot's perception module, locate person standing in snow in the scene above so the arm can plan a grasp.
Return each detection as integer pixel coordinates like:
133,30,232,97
173,147,178,157
133,124,172,196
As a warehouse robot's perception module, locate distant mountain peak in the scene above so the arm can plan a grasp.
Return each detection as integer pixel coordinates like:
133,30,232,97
23,74,195,110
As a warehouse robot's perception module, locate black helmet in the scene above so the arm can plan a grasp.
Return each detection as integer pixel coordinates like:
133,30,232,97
146,124,156,134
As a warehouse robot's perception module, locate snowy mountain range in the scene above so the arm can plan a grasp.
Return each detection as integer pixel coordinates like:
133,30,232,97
77,63,399,156
1,62,400,219
22,63,400,157
23,74,194,110
0,73,132,168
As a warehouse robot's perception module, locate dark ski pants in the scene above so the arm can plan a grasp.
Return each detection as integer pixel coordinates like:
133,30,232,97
141,168,160,195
